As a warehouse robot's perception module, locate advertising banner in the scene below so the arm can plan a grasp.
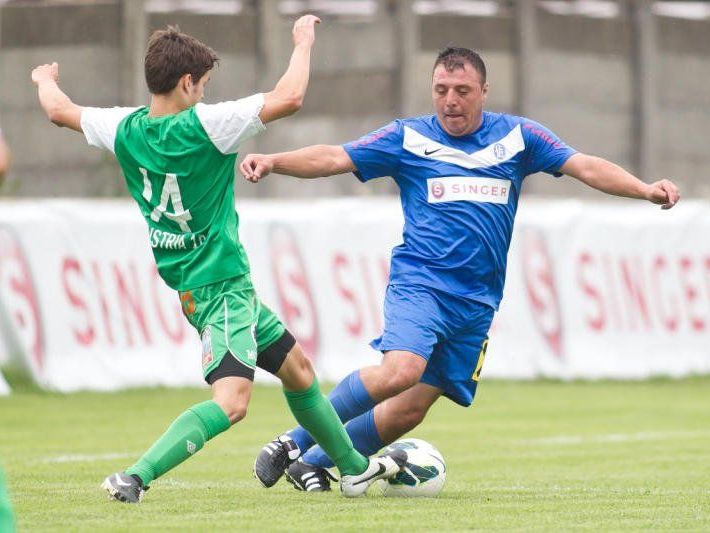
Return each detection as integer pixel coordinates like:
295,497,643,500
0,198,708,392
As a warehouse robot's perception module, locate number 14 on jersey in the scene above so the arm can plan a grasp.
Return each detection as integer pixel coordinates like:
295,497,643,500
140,167,193,232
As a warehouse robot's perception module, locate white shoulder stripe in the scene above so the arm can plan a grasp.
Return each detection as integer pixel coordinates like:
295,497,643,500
403,124,525,169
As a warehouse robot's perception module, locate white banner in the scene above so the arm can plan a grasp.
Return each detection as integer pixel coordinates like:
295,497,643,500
490,200,710,379
0,198,708,392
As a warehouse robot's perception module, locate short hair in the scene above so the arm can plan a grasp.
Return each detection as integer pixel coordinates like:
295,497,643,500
433,47,487,85
144,26,219,95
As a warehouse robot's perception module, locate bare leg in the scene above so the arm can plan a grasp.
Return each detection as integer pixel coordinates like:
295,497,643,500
212,376,253,424
373,382,443,444
275,343,316,392
358,350,428,402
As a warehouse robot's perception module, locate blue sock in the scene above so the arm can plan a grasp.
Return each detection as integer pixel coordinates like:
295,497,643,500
287,370,375,453
303,409,384,468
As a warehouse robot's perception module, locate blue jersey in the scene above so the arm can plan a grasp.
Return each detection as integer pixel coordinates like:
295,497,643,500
343,112,576,310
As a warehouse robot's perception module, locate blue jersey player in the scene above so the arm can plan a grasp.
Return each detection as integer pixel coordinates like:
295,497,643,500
241,47,680,491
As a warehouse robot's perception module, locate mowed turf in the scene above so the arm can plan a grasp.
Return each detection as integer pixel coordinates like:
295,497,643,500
1,378,708,531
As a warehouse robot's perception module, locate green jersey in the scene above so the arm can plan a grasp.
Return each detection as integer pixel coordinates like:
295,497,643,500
81,95,266,290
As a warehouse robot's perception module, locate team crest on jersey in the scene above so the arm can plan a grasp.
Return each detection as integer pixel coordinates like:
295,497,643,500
430,180,446,199
201,327,213,368
494,143,506,160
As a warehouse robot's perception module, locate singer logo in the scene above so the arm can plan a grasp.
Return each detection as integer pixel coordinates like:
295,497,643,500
269,225,320,360
521,229,563,358
427,177,511,205
0,227,44,371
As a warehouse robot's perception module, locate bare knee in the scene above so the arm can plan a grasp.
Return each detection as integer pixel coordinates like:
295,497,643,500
226,403,247,425
212,376,252,425
381,361,424,396
391,367,421,392
213,396,248,425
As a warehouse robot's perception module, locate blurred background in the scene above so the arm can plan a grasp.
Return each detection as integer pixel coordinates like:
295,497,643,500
0,0,707,199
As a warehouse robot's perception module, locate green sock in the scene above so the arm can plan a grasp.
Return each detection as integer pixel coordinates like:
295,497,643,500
126,400,231,486
284,378,368,476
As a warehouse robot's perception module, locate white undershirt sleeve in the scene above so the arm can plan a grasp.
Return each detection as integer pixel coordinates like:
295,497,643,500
81,106,141,153
194,93,266,154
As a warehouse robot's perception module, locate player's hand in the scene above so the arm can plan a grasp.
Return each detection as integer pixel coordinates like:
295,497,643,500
31,62,60,86
240,154,275,183
644,179,680,210
292,14,321,48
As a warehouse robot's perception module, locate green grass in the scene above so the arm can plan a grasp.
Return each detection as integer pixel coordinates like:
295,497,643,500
1,378,709,531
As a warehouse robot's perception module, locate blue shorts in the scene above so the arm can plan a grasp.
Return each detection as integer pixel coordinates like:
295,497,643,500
370,284,495,407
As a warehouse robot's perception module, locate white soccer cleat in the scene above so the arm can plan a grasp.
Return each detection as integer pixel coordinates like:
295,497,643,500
340,449,408,498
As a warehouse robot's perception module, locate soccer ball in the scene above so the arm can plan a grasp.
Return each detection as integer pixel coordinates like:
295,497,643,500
376,438,446,497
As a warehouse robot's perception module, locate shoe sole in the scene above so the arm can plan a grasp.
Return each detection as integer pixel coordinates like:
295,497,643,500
284,470,302,491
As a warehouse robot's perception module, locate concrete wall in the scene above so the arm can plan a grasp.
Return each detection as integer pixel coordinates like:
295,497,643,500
656,16,710,198
0,1,706,199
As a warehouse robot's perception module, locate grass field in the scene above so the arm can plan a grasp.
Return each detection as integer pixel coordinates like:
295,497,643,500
1,378,709,531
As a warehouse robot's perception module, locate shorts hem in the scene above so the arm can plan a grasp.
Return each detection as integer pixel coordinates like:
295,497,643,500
370,343,431,362
418,374,474,407
204,351,256,384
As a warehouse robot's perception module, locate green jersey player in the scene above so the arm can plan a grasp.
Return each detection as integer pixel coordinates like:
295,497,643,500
0,126,15,531
31,17,404,503
0,468,14,532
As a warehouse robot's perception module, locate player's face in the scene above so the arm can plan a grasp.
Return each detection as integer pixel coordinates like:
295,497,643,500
432,64,488,137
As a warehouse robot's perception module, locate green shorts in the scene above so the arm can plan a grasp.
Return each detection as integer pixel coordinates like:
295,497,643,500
179,274,286,381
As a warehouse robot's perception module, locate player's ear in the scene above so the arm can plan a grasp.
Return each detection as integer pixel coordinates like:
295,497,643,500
179,73,193,93
481,82,489,104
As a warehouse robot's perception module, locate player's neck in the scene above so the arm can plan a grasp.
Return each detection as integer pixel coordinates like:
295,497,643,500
148,94,191,118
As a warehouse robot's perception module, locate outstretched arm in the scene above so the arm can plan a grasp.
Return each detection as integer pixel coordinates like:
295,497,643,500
240,145,356,182
259,15,320,124
31,62,83,132
561,153,680,210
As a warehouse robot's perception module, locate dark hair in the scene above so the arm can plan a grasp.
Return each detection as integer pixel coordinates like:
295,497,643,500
144,26,219,95
433,47,487,84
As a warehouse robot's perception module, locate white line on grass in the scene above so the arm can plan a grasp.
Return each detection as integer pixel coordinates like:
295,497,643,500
156,479,254,490
523,430,710,446
41,452,137,464
482,485,698,495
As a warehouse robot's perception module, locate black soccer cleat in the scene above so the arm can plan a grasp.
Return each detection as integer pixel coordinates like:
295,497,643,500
285,459,337,492
101,472,147,503
340,448,408,497
254,434,301,488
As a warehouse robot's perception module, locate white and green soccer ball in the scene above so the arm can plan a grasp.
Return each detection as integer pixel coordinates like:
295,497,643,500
375,438,446,497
